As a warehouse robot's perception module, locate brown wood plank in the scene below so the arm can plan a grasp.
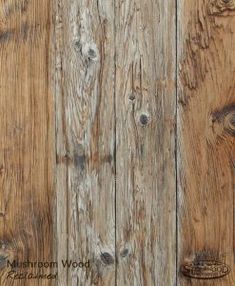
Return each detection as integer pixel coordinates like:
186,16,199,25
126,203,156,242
177,0,235,285
115,0,176,285
0,0,55,285
55,0,116,285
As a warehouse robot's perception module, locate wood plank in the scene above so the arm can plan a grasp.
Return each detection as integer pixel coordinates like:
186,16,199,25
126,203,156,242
0,0,55,285
115,0,176,285
177,0,235,284
55,0,116,285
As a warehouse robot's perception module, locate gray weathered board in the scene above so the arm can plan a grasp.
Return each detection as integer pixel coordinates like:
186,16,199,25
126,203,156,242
0,0,234,285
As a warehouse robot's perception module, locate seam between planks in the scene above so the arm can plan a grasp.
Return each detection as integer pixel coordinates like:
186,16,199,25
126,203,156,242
114,0,117,285
175,0,179,285
113,0,118,286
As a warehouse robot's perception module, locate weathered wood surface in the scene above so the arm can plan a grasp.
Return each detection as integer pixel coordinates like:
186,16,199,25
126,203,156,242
115,0,176,285
1,0,235,285
55,0,116,285
177,0,235,285
0,0,55,285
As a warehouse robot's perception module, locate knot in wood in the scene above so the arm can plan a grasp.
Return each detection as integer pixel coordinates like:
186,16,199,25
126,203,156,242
100,252,114,265
88,48,97,60
74,40,82,52
220,0,235,8
0,255,7,269
128,93,136,101
212,104,235,137
139,113,150,126
120,248,129,258
224,110,235,136
82,43,99,62
209,0,235,14
217,0,234,6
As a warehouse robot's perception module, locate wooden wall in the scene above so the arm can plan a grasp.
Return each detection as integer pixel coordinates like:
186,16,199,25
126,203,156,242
0,0,234,285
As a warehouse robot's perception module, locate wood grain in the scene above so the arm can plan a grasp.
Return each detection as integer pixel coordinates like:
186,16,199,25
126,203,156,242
55,0,116,285
177,0,235,284
115,0,176,285
2,0,235,285
0,0,55,285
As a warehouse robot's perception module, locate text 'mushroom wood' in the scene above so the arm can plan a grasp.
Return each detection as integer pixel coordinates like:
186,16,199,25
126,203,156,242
178,0,235,284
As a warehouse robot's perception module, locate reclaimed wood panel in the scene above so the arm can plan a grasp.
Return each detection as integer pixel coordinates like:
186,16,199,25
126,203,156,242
0,0,55,285
115,0,176,285
55,0,116,285
178,0,235,284
3,0,235,285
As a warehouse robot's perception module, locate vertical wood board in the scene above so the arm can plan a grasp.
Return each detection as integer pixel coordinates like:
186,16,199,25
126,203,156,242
177,0,235,284
115,0,176,285
0,0,55,285
55,0,116,285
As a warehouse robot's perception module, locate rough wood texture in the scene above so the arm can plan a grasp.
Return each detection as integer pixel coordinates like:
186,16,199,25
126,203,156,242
0,0,55,285
115,1,176,285
55,0,116,285
178,0,235,284
2,0,235,285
